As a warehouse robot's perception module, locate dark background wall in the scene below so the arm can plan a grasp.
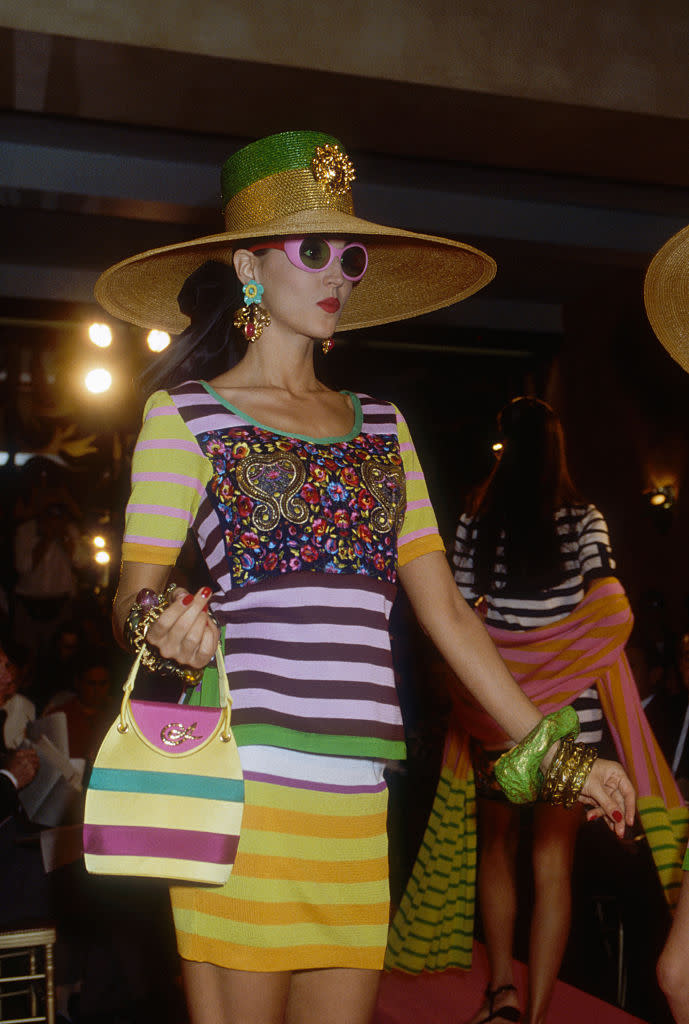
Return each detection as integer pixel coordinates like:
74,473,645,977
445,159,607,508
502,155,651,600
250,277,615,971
2,7,689,629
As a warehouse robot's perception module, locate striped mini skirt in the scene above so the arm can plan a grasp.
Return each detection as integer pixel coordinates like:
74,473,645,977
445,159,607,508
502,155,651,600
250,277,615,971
169,744,390,972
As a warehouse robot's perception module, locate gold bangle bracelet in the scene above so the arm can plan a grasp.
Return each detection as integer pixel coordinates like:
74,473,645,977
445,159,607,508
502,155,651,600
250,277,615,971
541,738,598,808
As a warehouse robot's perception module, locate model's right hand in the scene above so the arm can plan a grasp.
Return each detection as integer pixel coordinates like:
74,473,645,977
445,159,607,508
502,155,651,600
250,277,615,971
145,586,219,669
579,757,636,838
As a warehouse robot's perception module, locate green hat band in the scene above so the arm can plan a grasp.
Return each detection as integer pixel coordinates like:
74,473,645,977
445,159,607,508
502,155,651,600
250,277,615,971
221,130,346,205
221,130,357,232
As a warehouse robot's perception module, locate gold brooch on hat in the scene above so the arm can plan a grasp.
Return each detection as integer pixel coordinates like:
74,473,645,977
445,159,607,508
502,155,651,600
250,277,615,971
311,144,356,197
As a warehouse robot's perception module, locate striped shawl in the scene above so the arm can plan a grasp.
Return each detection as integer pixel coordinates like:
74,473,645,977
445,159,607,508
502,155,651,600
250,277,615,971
385,577,688,973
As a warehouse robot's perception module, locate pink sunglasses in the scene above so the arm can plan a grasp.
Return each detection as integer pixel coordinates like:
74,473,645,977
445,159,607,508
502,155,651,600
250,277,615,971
248,236,369,282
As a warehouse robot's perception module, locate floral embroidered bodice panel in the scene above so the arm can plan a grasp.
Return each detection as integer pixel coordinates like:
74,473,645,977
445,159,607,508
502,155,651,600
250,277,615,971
197,424,406,589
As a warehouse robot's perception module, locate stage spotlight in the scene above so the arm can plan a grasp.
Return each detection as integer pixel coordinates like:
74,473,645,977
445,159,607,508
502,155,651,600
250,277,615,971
93,535,106,548
94,550,111,565
88,323,113,348
85,368,112,394
492,442,504,453
147,329,171,352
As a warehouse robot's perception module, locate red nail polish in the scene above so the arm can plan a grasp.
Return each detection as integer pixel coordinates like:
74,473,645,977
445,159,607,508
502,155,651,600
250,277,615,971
200,587,212,599
182,594,193,606
612,810,623,823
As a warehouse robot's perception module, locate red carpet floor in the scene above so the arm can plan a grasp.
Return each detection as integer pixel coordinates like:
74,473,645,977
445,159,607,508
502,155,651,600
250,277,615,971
374,943,647,1024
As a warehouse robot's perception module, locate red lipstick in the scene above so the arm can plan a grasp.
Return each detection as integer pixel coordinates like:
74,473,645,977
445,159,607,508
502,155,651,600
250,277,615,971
318,298,340,313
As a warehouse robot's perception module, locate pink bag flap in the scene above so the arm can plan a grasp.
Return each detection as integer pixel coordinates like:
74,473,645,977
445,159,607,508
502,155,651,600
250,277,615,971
129,700,223,753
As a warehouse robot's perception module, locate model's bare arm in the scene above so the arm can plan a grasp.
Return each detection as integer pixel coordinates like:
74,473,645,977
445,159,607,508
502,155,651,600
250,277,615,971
399,550,635,834
399,550,541,741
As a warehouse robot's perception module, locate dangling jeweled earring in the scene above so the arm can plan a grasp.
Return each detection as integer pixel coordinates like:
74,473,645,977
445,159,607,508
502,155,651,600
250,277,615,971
321,337,334,355
234,280,271,341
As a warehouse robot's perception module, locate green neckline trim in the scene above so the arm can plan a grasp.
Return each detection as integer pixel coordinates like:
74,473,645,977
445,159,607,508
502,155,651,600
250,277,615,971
202,382,362,444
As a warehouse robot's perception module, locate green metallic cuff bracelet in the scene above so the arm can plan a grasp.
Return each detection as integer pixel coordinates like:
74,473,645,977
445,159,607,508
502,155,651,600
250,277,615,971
493,706,580,805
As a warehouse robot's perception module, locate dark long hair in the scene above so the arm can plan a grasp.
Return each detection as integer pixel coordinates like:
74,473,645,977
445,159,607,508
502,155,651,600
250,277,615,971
468,397,584,594
139,260,245,393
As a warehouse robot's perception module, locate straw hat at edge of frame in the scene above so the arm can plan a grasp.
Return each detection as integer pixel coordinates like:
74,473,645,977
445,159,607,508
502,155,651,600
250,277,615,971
95,130,497,335
644,222,689,373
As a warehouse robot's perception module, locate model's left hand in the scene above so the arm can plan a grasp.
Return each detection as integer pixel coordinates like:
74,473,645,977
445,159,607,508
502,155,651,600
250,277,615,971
578,758,636,837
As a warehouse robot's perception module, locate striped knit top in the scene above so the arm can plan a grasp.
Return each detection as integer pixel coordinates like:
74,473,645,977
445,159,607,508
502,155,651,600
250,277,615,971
123,381,444,761
452,504,616,631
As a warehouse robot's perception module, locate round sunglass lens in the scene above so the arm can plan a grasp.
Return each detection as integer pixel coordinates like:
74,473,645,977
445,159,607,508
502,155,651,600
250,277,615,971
299,237,330,269
341,245,367,279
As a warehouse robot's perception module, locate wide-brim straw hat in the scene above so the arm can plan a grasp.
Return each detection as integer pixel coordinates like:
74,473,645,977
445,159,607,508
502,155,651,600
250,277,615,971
644,223,689,372
95,130,496,334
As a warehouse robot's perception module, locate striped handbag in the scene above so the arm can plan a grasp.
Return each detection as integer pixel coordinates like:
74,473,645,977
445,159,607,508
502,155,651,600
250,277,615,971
83,642,244,885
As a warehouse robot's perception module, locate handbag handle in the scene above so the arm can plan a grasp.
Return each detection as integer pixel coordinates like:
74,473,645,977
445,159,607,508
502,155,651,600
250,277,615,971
118,641,232,739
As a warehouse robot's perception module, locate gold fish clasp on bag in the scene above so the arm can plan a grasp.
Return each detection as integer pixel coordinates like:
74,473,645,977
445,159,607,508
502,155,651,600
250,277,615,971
160,722,204,747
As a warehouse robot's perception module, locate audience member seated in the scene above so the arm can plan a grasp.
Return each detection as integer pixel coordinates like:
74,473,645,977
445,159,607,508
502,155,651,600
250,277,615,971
0,644,35,750
38,622,83,715
0,747,39,820
45,647,114,761
0,744,49,931
645,631,689,798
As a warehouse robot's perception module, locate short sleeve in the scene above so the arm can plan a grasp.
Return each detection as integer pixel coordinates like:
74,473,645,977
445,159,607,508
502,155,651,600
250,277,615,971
121,390,211,566
394,406,444,567
451,513,478,597
452,514,473,564
578,504,617,586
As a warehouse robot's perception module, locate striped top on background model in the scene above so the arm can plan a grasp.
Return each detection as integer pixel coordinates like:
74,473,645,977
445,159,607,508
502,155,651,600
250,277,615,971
452,504,617,631
123,382,444,763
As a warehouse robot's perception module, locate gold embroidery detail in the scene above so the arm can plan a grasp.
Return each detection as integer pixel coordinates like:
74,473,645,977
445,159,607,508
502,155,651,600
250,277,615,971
160,722,203,746
236,451,309,531
361,459,406,534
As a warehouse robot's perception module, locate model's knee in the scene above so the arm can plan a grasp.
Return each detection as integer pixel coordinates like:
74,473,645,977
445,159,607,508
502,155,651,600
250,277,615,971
532,847,573,891
657,945,688,1001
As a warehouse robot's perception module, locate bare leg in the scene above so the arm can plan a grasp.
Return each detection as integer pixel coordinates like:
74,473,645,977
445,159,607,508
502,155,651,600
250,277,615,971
524,802,581,1024
181,960,380,1024
465,798,521,1024
286,967,381,1024
657,870,689,1023
181,960,290,1024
